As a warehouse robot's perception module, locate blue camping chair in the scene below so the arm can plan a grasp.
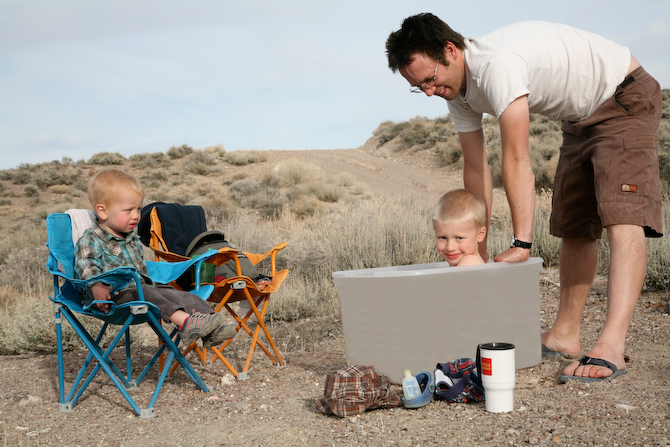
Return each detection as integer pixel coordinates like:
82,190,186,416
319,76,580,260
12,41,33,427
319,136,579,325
46,212,218,418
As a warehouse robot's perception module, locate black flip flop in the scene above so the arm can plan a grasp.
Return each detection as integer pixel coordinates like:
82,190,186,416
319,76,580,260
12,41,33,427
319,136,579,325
558,356,627,383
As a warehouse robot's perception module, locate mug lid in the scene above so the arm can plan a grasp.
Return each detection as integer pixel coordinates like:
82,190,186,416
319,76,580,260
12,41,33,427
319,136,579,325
479,342,515,350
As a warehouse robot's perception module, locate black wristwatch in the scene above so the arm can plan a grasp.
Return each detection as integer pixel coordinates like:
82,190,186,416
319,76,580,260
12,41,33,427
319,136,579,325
510,236,532,249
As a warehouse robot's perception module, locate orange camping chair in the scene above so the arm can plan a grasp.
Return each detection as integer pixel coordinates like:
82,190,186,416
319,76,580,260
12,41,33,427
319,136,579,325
138,202,288,380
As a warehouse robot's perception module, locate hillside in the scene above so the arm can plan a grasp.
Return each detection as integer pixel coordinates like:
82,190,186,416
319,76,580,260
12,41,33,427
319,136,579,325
0,113,668,446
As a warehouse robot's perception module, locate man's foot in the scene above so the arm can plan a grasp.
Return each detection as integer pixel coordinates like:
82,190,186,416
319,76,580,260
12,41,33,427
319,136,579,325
541,343,578,360
561,344,627,380
559,356,627,383
178,312,226,346
202,322,237,348
540,331,580,359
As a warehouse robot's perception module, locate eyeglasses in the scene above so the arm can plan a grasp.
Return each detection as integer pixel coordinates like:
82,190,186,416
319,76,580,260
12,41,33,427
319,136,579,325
410,58,439,93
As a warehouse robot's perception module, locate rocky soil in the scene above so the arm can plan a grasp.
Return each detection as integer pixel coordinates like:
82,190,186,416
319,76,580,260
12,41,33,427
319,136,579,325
1,268,668,447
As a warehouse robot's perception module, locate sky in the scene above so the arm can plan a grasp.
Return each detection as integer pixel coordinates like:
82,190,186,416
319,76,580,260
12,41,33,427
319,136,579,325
1,0,669,170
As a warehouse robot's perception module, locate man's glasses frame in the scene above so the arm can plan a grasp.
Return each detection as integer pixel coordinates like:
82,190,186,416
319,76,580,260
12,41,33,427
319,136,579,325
410,58,439,93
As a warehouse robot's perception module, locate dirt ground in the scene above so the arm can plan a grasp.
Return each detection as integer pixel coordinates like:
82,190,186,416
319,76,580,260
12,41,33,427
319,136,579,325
1,147,669,446
0,276,668,447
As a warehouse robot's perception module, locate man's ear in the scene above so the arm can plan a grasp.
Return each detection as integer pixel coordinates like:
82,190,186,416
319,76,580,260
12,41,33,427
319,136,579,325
477,226,487,243
95,203,107,220
443,41,459,64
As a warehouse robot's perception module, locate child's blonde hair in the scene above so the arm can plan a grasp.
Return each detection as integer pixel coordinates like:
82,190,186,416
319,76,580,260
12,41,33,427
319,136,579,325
88,169,144,208
432,189,486,228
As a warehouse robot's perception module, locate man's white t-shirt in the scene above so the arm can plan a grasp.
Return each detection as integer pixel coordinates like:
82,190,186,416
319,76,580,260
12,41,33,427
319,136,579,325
447,21,631,132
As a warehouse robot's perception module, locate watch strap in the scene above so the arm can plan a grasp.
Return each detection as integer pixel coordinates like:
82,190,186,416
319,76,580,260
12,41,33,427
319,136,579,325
511,236,532,249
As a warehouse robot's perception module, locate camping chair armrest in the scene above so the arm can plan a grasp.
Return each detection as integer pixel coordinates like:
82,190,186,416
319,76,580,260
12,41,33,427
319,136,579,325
243,242,288,275
146,249,229,286
149,247,190,263
71,267,146,313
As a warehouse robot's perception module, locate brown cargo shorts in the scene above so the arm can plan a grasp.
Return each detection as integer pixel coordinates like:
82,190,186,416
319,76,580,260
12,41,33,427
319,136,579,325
550,66,663,239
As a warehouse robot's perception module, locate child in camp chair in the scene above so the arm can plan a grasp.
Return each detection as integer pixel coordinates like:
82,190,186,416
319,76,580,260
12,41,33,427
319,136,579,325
432,189,487,267
74,168,235,348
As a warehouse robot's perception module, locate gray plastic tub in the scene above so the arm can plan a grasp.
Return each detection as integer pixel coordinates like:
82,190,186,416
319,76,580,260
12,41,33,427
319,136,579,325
333,258,543,384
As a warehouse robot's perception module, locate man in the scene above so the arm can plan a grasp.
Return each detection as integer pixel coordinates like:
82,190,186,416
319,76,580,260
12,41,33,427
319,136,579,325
386,14,662,382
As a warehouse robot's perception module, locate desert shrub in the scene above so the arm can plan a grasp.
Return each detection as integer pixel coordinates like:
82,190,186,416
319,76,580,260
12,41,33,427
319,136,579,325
0,246,50,295
402,120,431,148
183,150,216,176
88,152,126,165
129,152,172,168
167,144,194,159
225,150,268,166
24,184,39,197
48,185,71,195
308,182,343,203
227,177,285,217
351,182,370,197
12,168,32,185
12,161,81,190
435,140,462,165
290,196,321,218
0,199,11,206
229,177,262,201
140,170,169,189
274,159,322,186
373,121,410,146
336,172,356,187
32,163,81,189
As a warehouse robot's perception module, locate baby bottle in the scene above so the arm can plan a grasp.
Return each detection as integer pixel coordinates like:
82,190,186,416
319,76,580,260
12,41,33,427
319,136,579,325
402,369,421,399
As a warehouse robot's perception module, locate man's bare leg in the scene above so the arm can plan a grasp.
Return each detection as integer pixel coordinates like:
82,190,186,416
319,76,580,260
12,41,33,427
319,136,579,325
563,224,646,378
541,237,598,357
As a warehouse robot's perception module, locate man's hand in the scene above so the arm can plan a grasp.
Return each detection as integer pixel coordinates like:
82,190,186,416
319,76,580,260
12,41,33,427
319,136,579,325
494,247,530,263
91,283,112,313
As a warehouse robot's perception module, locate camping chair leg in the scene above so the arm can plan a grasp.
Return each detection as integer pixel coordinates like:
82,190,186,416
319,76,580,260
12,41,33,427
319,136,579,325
53,303,72,412
124,327,137,389
241,296,285,375
148,314,210,394
59,309,145,416
206,294,285,380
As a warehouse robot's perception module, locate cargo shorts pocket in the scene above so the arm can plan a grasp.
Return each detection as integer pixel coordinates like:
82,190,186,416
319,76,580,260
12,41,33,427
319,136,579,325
617,135,661,204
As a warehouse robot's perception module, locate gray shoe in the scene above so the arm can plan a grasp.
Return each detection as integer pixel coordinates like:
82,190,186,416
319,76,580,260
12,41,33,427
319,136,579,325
202,322,237,348
178,312,226,346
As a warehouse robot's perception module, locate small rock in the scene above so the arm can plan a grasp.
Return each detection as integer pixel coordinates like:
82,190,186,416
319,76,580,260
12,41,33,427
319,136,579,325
221,374,235,386
281,398,306,411
232,402,252,412
615,403,638,413
16,395,43,407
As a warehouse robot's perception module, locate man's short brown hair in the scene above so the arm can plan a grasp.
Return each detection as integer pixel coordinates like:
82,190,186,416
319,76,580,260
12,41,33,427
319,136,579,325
386,13,466,73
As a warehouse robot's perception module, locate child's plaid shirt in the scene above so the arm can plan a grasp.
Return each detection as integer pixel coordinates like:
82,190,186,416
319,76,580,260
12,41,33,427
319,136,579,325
74,220,153,304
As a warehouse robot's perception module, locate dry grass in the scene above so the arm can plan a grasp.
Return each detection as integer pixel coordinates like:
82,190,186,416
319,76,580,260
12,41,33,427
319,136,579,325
1,93,669,354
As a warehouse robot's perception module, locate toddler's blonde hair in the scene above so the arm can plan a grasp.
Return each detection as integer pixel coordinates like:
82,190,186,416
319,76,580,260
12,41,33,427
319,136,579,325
88,168,144,208
432,189,486,228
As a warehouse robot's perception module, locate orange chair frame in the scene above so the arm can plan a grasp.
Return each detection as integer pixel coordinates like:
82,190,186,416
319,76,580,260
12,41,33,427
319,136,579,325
146,207,287,380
